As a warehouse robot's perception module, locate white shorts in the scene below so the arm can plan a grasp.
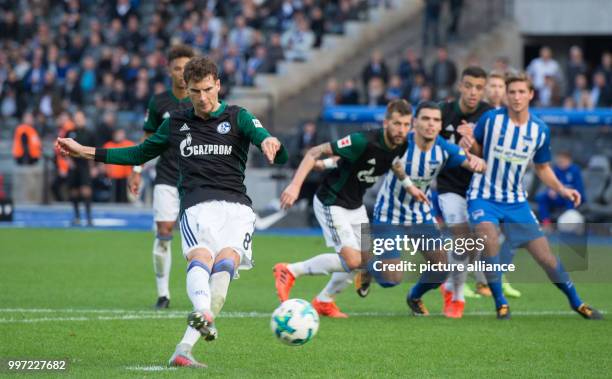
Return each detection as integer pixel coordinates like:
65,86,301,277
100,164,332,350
437,192,468,225
313,195,369,253
153,184,180,222
179,201,256,270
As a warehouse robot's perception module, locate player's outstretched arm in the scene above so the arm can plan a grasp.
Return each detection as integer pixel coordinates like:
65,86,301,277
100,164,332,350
534,163,581,207
56,138,96,160
390,158,429,204
281,142,333,209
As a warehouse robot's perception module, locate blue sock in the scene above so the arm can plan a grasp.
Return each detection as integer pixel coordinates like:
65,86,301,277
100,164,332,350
483,254,507,308
546,258,583,309
367,259,400,288
409,268,447,299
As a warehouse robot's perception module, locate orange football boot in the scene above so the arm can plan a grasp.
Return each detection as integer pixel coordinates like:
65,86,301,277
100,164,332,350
312,297,348,318
273,263,295,302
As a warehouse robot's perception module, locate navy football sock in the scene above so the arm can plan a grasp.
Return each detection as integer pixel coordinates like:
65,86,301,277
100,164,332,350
545,258,583,309
483,254,507,308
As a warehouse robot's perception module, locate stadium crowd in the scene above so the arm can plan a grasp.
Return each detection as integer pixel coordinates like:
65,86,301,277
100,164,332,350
0,0,371,141
322,46,612,109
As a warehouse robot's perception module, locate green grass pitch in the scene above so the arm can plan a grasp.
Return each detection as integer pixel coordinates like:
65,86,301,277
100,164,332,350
1,229,611,378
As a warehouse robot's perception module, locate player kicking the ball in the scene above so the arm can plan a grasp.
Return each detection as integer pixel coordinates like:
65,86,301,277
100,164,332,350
359,101,486,316
460,72,602,320
274,99,428,318
56,56,289,368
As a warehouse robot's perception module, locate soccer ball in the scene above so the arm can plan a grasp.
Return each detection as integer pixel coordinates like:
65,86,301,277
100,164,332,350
270,299,319,346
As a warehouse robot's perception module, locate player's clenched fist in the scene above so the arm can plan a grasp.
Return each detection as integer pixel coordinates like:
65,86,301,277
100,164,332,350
261,137,281,164
280,183,300,209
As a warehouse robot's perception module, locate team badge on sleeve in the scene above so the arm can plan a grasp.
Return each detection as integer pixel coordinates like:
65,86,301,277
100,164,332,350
253,119,263,128
337,136,352,148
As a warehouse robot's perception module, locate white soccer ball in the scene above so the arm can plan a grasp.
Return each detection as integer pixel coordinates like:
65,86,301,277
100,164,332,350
557,209,585,233
271,299,319,346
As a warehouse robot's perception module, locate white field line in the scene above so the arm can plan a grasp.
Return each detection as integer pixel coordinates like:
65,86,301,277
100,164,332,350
125,365,177,372
0,308,605,323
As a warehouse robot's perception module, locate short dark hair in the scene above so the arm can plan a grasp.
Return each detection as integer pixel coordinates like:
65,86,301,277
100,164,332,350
415,101,441,117
385,99,412,119
168,44,195,63
183,56,218,84
461,66,488,80
505,72,534,91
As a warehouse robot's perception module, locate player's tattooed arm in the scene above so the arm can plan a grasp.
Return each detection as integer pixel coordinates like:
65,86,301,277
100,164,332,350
281,142,333,208
534,163,582,207
391,157,429,204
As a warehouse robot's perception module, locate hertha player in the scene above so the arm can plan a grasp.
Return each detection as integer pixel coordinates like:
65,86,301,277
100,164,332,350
361,102,486,316
436,66,492,318
128,44,195,310
274,99,428,318
460,72,602,320
56,56,289,367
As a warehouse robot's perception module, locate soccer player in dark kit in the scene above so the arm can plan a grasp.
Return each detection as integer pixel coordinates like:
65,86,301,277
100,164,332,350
56,56,289,368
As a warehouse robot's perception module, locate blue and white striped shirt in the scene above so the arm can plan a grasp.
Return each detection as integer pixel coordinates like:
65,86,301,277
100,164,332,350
467,108,551,203
374,133,467,225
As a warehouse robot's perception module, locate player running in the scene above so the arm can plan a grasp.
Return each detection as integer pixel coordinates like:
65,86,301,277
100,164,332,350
359,101,486,316
460,72,602,320
435,66,492,317
56,56,289,368
274,99,428,318
128,44,195,310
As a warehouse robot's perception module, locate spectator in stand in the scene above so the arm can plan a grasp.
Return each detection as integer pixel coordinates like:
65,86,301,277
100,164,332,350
565,46,587,96
322,78,340,107
385,75,403,100
102,129,135,203
537,75,562,108
365,77,388,106
243,46,268,86
419,85,433,102
403,72,428,105
229,15,255,56
95,112,116,148
590,71,612,108
422,0,442,49
310,6,325,48
596,51,612,86
535,151,585,226
447,0,464,41
265,32,285,73
112,0,138,25
339,78,360,105
526,46,562,93
397,48,425,87
430,46,457,100
12,112,41,165
219,58,238,99
571,73,593,110
281,13,314,61
362,50,389,89
65,111,95,226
